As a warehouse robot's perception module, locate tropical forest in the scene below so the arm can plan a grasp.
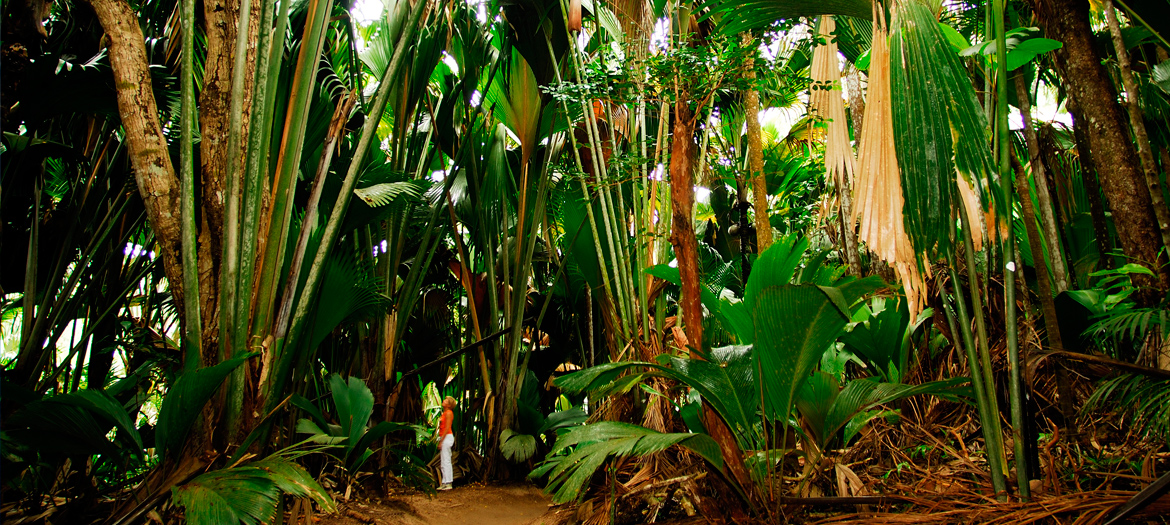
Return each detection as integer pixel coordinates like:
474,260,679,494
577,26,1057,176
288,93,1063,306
3,0,1170,522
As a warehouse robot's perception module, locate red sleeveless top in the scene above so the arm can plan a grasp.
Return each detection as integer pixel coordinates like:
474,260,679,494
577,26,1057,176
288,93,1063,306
439,408,453,438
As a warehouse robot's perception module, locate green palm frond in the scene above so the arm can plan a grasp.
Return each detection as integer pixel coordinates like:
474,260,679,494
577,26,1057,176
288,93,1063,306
889,0,997,259
358,1,406,76
1087,306,1170,346
294,376,423,471
797,371,972,449
840,297,930,383
702,0,873,35
500,429,538,462
6,388,144,461
484,47,543,163
530,422,723,504
305,252,390,352
822,374,969,448
1086,374,1170,444
554,348,761,448
353,180,426,207
754,284,852,424
173,456,335,525
156,353,257,460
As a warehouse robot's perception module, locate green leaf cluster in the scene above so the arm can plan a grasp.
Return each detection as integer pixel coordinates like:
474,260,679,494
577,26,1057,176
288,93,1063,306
173,457,335,525
529,422,722,504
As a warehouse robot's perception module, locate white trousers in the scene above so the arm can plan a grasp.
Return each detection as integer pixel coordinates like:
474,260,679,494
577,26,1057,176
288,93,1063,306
440,434,454,484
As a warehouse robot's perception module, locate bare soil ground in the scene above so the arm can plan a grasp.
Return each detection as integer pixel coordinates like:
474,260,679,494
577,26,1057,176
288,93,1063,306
318,483,565,525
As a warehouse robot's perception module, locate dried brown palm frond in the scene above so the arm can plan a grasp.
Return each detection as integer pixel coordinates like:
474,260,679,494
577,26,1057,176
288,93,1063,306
808,489,1169,524
611,0,654,51
592,388,636,424
851,6,928,319
640,377,673,433
809,15,855,193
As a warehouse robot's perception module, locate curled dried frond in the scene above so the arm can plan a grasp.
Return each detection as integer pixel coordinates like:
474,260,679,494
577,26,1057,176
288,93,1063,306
852,6,927,318
809,15,855,192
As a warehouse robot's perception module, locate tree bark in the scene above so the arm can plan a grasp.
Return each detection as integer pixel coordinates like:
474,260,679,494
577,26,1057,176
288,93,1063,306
742,36,774,253
1067,97,1113,269
842,66,870,275
1031,0,1170,301
1103,0,1170,252
1014,74,1070,293
81,0,186,312
198,0,263,358
670,97,703,354
845,65,865,135
670,92,757,509
1011,154,1064,352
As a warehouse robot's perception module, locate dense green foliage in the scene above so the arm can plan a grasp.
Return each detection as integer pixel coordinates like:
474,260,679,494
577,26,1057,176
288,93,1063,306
3,0,1170,521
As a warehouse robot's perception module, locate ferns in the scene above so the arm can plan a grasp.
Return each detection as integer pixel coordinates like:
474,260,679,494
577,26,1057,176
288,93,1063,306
1085,373,1170,445
1086,307,1170,350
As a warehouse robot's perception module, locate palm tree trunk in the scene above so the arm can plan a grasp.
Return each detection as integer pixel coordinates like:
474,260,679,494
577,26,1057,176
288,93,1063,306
1013,73,1069,293
1011,155,1064,352
742,36,773,252
670,88,756,508
80,0,186,316
1103,0,1170,252
1030,0,1170,301
1067,97,1113,269
179,0,201,359
670,96,703,353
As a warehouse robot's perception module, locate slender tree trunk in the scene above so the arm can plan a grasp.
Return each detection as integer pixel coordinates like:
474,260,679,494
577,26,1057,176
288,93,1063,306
198,0,263,359
670,91,756,509
838,65,867,276
1103,0,1170,251
80,0,185,311
1011,151,1078,440
1014,74,1070,293
1011,155,1064,352
1031,0,1170,301
1067,98,1113,268
670,96,703,353
846,65,866,134
742,37,774,253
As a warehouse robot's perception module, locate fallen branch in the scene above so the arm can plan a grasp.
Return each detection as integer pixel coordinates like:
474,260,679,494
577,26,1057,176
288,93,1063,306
620,472,707,500
1029,350,1170,380
344,508,375,523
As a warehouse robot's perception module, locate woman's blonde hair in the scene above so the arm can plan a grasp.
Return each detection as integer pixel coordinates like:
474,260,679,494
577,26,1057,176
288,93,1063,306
443,396,456,409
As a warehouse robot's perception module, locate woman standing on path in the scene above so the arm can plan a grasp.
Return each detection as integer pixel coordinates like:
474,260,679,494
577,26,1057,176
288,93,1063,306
438,396,456,491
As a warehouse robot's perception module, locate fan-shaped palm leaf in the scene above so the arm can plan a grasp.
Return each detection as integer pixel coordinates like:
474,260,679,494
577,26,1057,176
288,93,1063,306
305,252,390,352
889,0,998,259
353,181,427,207
704,0,872,35
173,456,335,525
796,371,971,449
753,284,851,423
530,422,723,504
501,429,539,462
156,353,257,459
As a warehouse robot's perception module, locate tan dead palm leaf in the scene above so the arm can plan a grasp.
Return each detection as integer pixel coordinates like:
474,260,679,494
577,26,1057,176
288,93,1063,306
852,5,928,318
809,15,855,193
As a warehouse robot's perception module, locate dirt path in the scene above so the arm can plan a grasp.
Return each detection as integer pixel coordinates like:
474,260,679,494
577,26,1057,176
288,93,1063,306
321,483,566,525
